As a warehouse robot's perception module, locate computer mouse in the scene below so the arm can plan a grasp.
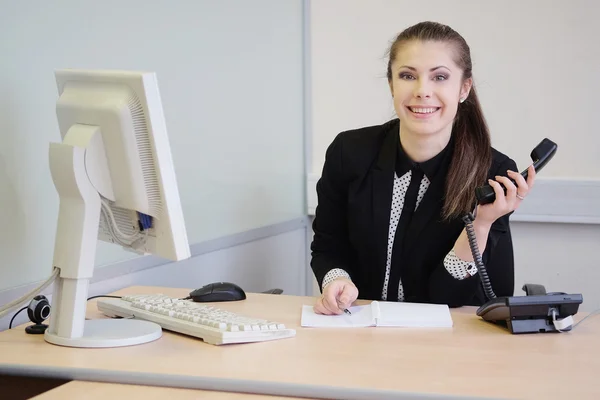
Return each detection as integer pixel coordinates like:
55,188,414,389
188,282,247,302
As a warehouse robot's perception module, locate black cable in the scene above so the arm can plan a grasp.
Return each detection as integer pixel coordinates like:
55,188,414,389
9,306,28,329
86,295,121,301
462,211,496,300
8,295,122,329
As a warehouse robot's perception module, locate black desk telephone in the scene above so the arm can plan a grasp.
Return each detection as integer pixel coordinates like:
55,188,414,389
464,138,583,333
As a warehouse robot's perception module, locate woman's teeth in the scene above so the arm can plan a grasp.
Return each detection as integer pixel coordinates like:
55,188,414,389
409,107,439,114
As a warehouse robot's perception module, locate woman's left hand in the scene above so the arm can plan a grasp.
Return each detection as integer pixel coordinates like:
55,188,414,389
476,165,536,226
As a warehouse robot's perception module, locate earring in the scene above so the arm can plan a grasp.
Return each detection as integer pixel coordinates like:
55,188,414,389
459,97,466,103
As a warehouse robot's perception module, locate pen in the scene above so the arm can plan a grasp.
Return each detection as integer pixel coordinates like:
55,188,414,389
336,299,351,315
337,299,351,315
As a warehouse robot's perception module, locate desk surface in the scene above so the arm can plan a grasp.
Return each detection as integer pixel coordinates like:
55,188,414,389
33,381,300,399
2,286,599,400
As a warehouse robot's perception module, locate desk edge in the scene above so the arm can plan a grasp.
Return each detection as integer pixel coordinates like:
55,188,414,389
0,363,499,400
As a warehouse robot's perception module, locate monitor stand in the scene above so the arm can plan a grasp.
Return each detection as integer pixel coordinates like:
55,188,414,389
45,318,162,348
44,125,162,348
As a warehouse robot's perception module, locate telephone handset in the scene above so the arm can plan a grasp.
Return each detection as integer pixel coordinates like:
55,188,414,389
462,138,583,334
475,138,558,205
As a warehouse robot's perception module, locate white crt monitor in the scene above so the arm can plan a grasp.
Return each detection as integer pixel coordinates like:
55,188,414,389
46,69,190,348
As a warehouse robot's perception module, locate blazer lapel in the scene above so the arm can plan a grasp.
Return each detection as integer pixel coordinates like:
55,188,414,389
371,127,397,283
403,174,445,253
403,142,454,254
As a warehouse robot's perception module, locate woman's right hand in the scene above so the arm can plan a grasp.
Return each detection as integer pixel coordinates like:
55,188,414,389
314,278,359,315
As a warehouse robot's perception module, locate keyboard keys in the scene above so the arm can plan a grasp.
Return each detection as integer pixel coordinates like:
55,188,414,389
98,293,295,344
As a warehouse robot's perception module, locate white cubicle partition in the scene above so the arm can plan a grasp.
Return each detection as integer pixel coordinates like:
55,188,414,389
0,1,306,294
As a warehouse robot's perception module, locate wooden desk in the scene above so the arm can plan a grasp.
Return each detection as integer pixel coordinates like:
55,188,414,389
33,381,302,399
1,286,599,400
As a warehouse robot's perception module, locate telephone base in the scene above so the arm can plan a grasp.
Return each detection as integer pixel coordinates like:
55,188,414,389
476,293,583,334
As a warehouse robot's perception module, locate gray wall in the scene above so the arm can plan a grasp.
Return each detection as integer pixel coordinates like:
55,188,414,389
0,0,306,292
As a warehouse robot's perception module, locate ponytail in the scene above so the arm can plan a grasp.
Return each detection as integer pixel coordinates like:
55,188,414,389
443,87,492,220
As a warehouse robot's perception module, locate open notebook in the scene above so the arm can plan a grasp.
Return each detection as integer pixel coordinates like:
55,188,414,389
301,301,453,328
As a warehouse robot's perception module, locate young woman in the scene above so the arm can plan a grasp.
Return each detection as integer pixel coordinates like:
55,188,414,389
311,21,536,315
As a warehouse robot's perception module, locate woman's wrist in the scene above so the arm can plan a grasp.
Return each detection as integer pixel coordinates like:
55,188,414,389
472,217,493,238
454,218,492,262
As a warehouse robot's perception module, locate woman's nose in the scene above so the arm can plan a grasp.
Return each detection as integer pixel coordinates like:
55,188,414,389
414,80,432,98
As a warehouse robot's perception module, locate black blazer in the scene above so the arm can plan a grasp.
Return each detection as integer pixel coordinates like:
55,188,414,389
310,119,517,307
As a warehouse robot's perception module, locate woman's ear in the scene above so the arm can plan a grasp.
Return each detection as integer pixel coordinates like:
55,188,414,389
460,78,473,101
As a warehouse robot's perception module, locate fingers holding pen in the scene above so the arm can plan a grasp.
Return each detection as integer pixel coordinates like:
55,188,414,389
322,292,343,315
314,278,359,315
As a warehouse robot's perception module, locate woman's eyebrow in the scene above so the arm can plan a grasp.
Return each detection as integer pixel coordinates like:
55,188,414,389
398,65,450,72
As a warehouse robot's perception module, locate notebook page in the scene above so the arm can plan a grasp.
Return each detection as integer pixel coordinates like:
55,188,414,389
374,301,453,328
300,304,375,328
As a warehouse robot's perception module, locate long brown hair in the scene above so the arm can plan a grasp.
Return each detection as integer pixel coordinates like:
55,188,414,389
386,21,492,220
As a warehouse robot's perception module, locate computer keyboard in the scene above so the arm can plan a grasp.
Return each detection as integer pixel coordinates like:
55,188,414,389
96,294,296,345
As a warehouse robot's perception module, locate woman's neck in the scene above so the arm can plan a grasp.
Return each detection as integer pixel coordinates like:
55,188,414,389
399,126,452,163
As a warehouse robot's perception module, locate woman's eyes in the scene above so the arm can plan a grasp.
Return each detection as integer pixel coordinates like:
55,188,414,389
399,73,448,81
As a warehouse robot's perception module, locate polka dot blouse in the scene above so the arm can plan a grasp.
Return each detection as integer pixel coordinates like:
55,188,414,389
321,170,477,300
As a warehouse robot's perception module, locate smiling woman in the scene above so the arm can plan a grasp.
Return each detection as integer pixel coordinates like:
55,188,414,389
310,21,537,316
386,24,489,220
